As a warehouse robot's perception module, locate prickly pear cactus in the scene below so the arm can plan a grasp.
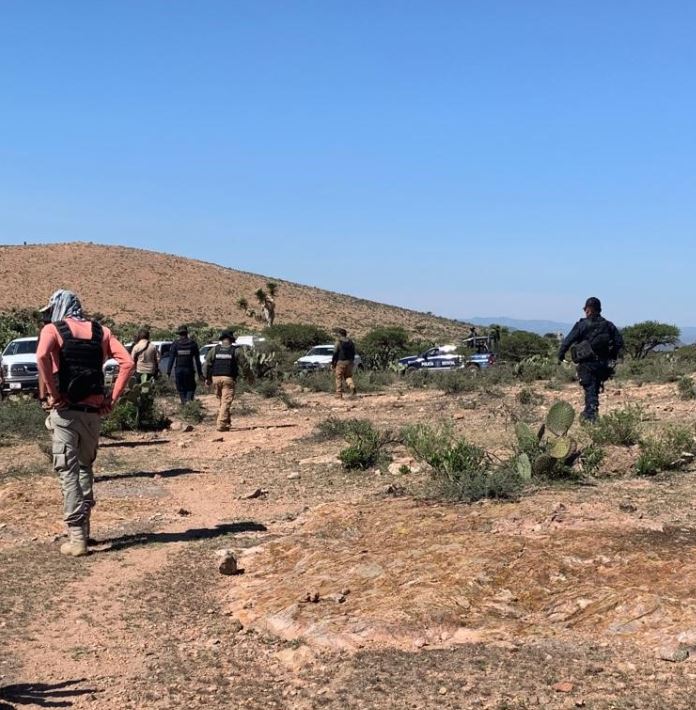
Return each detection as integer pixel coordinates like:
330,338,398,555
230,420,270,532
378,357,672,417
549,436,572,460
545,401,575,436
515,422,537,448
532,453,557,476
516,453,532,481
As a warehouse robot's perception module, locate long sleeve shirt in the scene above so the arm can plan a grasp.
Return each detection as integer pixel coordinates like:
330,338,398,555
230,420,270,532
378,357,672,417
37,319,135,406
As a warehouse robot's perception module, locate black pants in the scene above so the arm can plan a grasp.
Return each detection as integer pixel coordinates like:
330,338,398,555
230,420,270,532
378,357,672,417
174,369,197,404
577,361,611,422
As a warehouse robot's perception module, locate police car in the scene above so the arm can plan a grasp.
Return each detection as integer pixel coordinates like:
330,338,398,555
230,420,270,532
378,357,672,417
399,338,495,373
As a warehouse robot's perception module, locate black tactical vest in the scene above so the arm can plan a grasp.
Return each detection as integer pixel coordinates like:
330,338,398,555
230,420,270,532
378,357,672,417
586,317,614,359
56,320,105,402
175,339,195,369
211,346,239,378
336,338,356,362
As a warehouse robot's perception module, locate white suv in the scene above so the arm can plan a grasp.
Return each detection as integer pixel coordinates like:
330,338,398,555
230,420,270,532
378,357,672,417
1,337,39,395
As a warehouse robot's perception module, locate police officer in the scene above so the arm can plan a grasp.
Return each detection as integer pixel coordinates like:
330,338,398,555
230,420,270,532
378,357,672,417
167,326,203,404
332,328,357,398
204,331,248,431
558,297,623,422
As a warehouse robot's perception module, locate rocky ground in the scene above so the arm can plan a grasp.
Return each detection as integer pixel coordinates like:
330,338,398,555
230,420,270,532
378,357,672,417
2,378,696,709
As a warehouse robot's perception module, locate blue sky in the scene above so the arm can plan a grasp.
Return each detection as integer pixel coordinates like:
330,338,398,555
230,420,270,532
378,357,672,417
1,1,694,326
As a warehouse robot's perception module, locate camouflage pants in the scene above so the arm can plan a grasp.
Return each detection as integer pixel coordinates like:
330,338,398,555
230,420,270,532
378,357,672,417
334,361,356,396
213,376,236,429
50,408,100,527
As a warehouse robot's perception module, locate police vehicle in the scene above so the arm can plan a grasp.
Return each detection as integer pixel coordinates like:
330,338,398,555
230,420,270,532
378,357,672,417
399,337,495,373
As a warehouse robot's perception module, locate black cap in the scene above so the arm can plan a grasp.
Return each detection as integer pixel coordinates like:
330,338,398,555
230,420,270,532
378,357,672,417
335,327,347,337
177,325,189,335
584,297,602,313
219,330,234,341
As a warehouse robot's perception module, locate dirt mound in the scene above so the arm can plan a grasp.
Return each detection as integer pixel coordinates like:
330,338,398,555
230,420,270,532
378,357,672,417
0,242,468,338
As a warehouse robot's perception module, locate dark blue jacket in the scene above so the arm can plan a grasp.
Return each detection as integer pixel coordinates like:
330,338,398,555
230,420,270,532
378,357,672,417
559,315,623,362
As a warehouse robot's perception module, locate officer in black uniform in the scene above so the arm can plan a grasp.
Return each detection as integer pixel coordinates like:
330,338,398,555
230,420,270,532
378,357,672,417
204,331,249,431
167,326,203,404
558,297,624,422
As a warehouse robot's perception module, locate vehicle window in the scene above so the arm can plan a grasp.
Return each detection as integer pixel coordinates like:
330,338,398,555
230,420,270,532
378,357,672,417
160,344,171,357
308,347,334,356
3,340,38,356
424,348,437,358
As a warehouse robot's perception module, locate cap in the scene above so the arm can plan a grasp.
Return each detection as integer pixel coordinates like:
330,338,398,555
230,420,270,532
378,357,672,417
219,330,234,341
334,327,347,337
584,297,602,313
177,325,189,335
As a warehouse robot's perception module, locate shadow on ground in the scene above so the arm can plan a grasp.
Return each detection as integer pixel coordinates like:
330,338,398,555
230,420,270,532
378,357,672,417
100,439,170,449
0,679,97,708
95,521,267,553
95,467,199,483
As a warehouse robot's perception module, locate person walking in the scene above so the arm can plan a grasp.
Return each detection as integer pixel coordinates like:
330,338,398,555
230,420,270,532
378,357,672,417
167,326,203,404
36,289,134,557
332,328,357,398
131,328,159,384
204,331,248,431
558,297,623,422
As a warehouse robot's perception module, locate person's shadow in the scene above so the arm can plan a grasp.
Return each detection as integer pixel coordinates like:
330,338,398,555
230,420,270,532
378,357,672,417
95,521,267,553
0,679,97,708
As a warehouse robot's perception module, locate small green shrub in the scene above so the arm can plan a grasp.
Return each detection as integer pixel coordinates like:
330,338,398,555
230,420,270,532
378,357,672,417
297,370,334,393
356,370,397,392
635,425,696,476
589,406,642,446
338,420,391,470
255,379,282,399
263,323,331,351
278,390,302,409
403,423,522,501
101,388,170,435
579,444,606,476
429,370,479,395
179,400,205,423
677,376,696,400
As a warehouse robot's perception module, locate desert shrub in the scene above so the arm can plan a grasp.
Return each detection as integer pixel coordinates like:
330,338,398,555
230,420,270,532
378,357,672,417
254,379,282,399
311,416,367,441
356,370,397,392
615,354,691,384
0,398,47,444
179,400,205,424
403,423,522,501
232,399,257,417
263,323,331,351
0,308,40,350
295,369,334,393
513,355,558,382
516,388,544,406
579,444,606,476
428,370,479,395
359,327,412,369
589,406,642,446
498,331,552,363
677,376,696,400
635,425,696,476
278,390,302,409
338,420,392,470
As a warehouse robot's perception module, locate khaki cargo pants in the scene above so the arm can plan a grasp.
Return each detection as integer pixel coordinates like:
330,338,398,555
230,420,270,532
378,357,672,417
212,376,236,429
50,408,101,527
334,360,356,396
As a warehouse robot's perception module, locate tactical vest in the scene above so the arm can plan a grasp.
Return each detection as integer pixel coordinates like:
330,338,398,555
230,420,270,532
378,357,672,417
56,320,105,402
336,338,356,362
175,339,195,369
211,345,239,378
571,317,615,363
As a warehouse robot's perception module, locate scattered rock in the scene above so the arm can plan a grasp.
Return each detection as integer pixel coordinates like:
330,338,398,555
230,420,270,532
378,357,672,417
216,549,241,576
177,508,191,516
169,420,184,431
287,472,301,481
553,681,575,693
210,436,224,443
657,644,689,662
177,441,188,449
276,645,316,670
383,483,404,496
241,488,268,500
301,592,320,604
438,687,448,695
229,619,244,633
181,424,194,432
619,502,638,513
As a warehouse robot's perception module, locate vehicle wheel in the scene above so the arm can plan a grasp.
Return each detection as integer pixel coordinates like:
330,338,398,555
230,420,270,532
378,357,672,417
405,366,419,375
465,363,480,373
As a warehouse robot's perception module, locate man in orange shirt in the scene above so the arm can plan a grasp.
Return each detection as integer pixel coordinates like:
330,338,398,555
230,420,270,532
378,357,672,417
37,289,134,557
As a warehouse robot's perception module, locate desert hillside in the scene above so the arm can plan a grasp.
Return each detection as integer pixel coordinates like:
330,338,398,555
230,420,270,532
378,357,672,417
0,242,468,339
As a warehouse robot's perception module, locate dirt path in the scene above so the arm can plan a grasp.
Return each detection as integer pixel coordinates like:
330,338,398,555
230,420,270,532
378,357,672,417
3,383,696,709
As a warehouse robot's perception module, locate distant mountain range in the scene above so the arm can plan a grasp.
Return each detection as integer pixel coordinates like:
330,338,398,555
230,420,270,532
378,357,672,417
466,317,696,345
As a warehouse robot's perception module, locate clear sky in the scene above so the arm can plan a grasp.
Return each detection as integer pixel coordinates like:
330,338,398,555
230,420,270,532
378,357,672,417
1,1,694,326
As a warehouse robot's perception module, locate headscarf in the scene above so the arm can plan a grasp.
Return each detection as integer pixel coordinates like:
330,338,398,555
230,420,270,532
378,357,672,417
40,289,86,323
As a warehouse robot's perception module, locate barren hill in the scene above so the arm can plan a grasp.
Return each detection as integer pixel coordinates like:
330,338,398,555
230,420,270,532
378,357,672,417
0,242,468,339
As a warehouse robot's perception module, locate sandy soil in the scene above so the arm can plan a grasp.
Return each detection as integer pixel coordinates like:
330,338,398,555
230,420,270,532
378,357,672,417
2,378,696,709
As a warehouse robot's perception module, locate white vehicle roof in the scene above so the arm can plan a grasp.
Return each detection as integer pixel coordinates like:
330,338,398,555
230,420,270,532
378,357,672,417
7,336,38,342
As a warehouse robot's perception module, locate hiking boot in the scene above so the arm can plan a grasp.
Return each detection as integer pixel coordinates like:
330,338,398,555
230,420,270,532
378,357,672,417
60,526,87,557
